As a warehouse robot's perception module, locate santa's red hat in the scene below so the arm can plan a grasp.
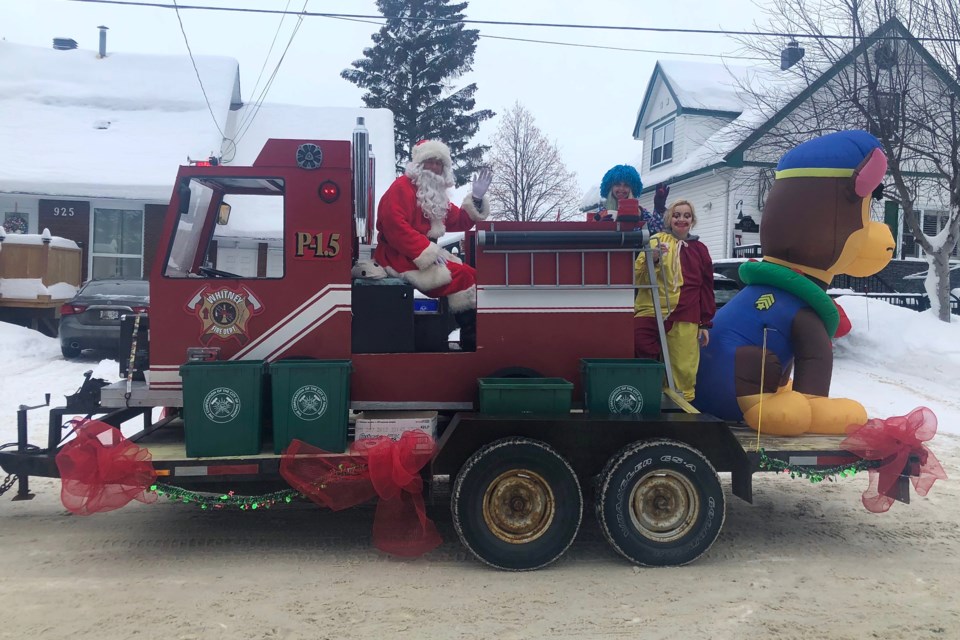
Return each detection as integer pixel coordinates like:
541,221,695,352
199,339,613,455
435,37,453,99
411,139,452,169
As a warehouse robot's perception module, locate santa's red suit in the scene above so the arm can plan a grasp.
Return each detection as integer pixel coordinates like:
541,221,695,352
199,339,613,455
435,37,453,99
373,142,490,312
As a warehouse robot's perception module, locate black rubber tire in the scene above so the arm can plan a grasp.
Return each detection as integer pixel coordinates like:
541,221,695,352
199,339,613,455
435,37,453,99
595,439,725,567
452,437,582,571
61,344,81,359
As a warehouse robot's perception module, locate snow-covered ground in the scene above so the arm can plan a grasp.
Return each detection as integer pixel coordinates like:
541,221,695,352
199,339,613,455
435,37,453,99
1,294,959,448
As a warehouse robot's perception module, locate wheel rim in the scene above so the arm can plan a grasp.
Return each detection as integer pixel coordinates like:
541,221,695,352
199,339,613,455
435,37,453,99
629,470,700,542
482,469,555,544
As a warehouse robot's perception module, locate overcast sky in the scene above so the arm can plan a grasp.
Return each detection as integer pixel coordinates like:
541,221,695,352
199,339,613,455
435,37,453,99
0,0,770,191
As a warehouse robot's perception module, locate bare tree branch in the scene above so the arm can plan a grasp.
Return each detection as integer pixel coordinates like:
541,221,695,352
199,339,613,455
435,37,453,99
485,102,582,222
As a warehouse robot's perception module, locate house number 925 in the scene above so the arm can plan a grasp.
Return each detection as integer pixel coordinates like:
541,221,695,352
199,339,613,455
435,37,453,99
53,207,76,216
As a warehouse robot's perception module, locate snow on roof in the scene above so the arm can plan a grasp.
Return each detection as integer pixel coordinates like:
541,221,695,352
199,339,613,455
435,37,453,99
657,60,757,113
0,40,238,201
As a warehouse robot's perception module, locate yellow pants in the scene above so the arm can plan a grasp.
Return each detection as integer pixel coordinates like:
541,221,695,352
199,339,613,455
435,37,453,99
666,321,700,402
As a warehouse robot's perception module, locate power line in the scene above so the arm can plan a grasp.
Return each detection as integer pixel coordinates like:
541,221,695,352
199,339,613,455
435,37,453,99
171,0,224,139
65,0,960,44
233,1,310,148
326,14,768,61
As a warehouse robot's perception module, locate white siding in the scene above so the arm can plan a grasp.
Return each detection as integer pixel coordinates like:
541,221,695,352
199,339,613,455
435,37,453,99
645,80,678,126
678,114,737,160
639,171,735,259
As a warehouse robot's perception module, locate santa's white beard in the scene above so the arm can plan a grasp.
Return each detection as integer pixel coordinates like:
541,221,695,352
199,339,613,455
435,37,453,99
407,163,454,229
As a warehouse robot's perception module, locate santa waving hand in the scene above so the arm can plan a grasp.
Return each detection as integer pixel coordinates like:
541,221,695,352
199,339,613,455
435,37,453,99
374,139,492,351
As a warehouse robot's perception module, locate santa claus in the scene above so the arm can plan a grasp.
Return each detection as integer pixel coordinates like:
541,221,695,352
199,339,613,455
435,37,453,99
374,139,492,351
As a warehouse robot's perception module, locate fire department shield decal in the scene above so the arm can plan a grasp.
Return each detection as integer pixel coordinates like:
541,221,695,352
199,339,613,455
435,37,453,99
186,285,264,345
608,385,644,414
291,385,328,421
203,387,242,423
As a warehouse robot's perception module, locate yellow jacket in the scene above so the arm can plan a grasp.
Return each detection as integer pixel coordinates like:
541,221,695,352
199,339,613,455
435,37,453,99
634,231,715,326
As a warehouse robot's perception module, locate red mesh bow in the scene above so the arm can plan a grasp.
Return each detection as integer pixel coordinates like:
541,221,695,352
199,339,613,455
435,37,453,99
55,420,157,515
841,407,947,513
281,430,441,557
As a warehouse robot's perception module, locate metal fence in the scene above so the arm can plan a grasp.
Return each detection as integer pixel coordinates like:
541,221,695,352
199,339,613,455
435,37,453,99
829,291,960,314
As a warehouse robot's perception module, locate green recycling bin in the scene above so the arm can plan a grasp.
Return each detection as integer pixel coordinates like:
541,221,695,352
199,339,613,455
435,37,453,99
478,377,573,415
581,358,664,416
270,359,351,454
179,360,265,457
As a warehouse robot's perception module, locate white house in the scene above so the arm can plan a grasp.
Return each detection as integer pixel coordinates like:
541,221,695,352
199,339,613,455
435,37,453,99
584,18,959,269
0,35,395,281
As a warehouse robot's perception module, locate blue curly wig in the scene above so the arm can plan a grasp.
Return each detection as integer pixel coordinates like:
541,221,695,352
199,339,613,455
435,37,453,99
600,164,643,198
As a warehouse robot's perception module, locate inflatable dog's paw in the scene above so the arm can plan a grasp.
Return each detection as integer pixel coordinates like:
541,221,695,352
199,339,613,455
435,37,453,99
805,396,868,435
739,390,812,436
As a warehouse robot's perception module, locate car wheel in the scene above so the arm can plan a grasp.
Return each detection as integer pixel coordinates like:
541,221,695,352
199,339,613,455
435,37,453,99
452,437,582,571
595,439,725,567
61,344,81,359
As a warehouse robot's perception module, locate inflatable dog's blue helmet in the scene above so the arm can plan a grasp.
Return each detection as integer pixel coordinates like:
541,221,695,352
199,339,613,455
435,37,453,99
775,130,884,179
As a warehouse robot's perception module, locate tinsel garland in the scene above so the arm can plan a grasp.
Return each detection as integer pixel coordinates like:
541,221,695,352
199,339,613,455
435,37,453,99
150,448,875,508
758,448,875,482
149,483,302,510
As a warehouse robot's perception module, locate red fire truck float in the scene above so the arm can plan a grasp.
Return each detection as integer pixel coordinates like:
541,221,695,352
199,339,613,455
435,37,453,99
0,122,926,571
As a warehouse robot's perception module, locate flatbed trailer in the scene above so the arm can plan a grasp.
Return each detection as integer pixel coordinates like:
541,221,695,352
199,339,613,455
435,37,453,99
1,379,916,571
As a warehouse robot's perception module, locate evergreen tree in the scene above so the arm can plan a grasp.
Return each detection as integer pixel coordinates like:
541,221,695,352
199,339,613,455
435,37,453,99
341,0,494,185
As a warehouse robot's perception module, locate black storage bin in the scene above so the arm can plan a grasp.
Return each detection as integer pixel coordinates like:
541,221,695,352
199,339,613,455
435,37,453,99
351,280,415,353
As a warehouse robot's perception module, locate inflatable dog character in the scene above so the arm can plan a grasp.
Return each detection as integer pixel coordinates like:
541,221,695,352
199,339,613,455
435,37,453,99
694,130,894,435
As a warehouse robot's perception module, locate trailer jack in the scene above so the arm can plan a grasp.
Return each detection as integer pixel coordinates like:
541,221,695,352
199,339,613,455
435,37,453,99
7,393,52,501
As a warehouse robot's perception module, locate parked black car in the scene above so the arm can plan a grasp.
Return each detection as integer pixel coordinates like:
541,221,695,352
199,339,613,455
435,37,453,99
58,279,149,358
714,273,741,308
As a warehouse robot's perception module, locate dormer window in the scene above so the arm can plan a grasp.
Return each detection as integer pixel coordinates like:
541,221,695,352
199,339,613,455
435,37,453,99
651,120,675,167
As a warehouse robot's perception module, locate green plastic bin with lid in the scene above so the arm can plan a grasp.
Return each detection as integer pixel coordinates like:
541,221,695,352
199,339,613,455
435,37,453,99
580,358,664,416
270,359,351,454
179,360,265,457
478,377,573,415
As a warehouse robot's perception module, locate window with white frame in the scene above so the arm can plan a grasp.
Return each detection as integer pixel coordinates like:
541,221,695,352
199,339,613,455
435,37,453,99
91,208,144,279
651,120,675,166
901,209,959,258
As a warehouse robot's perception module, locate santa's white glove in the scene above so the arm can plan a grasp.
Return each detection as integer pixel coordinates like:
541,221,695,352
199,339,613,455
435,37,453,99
471,167,493,200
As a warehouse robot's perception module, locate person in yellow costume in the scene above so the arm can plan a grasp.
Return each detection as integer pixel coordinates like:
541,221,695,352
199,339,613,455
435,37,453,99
634,200,716,401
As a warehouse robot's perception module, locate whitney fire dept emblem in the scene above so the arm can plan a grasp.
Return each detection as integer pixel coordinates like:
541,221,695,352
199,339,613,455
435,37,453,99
203,387,242,423
291,385,329,421
186,285,263,344
608,385,644,414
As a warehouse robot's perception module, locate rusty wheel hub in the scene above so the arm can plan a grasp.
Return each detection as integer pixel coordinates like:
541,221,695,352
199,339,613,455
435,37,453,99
629,470,700,542
482,469,555,544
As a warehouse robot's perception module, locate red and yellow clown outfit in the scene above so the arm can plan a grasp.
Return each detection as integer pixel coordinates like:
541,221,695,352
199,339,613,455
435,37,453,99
634,230,716,401
373,140,490,312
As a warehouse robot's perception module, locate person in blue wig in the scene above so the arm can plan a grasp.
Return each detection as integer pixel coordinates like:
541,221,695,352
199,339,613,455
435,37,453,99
596,164,668,233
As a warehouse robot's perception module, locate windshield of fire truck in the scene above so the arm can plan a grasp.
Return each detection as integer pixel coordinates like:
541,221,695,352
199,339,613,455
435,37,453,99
164,177,285,279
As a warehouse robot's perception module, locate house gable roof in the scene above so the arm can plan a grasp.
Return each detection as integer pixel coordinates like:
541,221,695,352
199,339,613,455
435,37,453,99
633,60,753,138
724,16,960,165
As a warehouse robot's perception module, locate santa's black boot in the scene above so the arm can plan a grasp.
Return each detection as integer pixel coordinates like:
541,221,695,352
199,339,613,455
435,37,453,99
454,309,477,352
